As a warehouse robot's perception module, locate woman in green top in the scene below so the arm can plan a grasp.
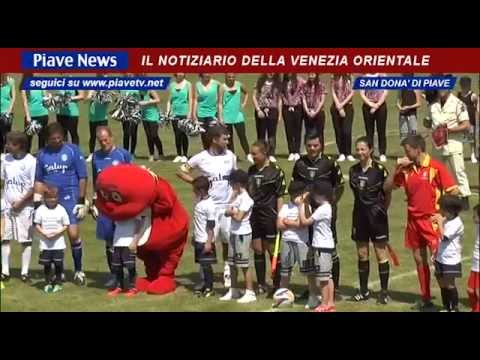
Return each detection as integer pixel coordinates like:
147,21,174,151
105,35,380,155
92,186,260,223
140,89,163,162
166,73,193,163
20,73,50,152
219,73,251,163
0,74,16,153
85,88,109,161
193,73,222,149
120,78,142,157
56,86,85,145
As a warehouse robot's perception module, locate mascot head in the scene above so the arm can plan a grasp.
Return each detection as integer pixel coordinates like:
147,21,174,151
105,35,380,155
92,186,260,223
95,164,156,221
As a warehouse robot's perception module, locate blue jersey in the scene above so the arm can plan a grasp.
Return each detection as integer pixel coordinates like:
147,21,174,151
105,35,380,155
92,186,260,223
35,143,87,201
92,147,132,187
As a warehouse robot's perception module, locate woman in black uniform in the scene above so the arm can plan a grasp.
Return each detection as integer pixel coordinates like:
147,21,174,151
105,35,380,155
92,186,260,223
248,140,286,295
349,136,392,304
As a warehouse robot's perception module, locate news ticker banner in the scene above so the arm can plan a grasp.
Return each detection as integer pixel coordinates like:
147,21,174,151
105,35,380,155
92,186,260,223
0,48,479,73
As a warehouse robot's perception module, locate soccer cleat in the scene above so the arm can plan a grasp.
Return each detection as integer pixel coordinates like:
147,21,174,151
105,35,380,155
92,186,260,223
52,284,63,293
247,154,254,164
86,154,93,163
379,154,387,162
288,153,295,161
181,156,189,163
21,274,31,283
220,288,241,301
237,290,257,304
337,154,346,162
305,295,321,310
108,287,123,297
193,282,205,295
202,288,215,298
347,155,356,162
377,290,390,305
351,290,370,302
0,273,10,282
148,155,155,163
269,155,277,163
125,288,139,297
44,284,53,293
471,153,478,164
104,273,118,289
172,156,183,163
74,271,87,286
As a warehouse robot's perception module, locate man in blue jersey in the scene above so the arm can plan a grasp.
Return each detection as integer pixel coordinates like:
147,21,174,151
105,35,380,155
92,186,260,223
90,126,132,288
33,123,88,285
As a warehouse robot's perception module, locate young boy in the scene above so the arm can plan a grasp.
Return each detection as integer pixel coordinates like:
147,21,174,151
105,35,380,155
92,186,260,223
107,208,145,297
467,205,479,312
192,176,217,297
277,181,316,308
220,169,256,303
33,186,69,294
431,195,465,312
457,76,478,163
298,181,336,312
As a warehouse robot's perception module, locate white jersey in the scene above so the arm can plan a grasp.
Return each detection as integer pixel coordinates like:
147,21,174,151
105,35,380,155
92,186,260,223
193,197,216,243
278,202,308,244
114,213,144,247
436,216,464,265
230,190,254,235
186,149,237,208
33,204,70,250
472,224,479,273
1,153,36,210
311,202,334,249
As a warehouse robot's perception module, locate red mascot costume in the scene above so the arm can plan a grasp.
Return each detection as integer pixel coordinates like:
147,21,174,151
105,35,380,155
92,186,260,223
95,164,189,295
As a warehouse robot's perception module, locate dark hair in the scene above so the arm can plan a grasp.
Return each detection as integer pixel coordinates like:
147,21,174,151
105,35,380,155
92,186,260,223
332,73,351,82
401,134,426,152
96,126,112,137
44,185,59,198
305,132,321,144
251,139,269,155
355,136,373,149
288,181,305,198
282,73,298,96
311,181,333,202
256,74,282,93
230,169,249,188
6,131,29,152
192,176,210,197
459,76,472,88
424,90,438,104
439,195,464,217
205,125,228,148
305,74,325,98
46,122,65,139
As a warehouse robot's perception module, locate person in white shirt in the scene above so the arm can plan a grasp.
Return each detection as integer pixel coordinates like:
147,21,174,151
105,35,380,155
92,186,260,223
33,186,69,293
177,125,236,288
1,132,36,283
298,181,336,312
431,195,465,312
220,170,256,303
467,205,479,312
277,181,314,308
191,176,217,297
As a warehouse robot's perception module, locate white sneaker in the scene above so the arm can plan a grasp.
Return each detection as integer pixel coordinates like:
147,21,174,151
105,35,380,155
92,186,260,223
269,156,277,163
247,154,254,164
347,155,356,162
379,154,387,162
305,295,321,310
182,156,189,163
223,264,231,288
220,288,241,301
337,154,346,162
73,271,87,286
294,153,301,161
148,155,155,162
86,154,93,163
471,153,478,164
172,156,182,163
237,289,257,303
287,153,295,161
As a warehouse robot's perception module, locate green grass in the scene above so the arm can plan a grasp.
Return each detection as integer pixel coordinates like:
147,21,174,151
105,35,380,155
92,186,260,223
1,74,478,312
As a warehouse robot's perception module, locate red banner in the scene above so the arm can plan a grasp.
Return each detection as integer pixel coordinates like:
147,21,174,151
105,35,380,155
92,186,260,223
1,48,479,73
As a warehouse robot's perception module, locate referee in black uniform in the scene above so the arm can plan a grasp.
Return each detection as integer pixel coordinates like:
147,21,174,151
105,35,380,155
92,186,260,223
292,132,344,299
349,136,392,304
248,140,287,296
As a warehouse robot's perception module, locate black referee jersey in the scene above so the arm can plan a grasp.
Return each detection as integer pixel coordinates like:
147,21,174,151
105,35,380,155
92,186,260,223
248,162,287,219
292,153,344,192
349,160,388,211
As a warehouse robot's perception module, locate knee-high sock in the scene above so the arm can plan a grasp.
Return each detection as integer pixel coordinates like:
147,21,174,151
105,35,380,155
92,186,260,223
1,242,11,276
71,241,83,272
21,245,32,276
254,253,266,286
332,255,340,290
416,264,431,301
378,261,390,291
358,260,370,294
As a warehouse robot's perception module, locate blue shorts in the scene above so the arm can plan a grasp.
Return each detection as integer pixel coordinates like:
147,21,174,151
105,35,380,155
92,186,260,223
59,199,78,225
96,214,115,243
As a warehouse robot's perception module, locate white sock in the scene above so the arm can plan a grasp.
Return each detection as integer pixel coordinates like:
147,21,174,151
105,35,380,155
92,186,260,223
224,263,230,274
1,242,11,276
21,245,32,275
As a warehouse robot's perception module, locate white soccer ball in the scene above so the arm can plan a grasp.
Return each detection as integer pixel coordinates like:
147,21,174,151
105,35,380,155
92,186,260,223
272,288,295,308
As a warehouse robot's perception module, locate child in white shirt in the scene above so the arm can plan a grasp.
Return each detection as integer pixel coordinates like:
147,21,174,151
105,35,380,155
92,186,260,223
467,205,479,312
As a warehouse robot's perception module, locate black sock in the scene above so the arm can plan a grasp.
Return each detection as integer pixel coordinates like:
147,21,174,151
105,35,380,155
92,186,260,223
358,260,370,294
378,261,390,292
106,245,113,273
254,253,266,286
202,264,213,290
273,261,281,289
115,267,124,289
44,264,51,284
448,287,459,311
54,262,64,286
332,254,340,290
127,267,136,290
440,288,450,310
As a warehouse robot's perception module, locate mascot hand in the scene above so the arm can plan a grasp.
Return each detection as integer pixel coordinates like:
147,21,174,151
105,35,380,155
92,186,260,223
73,199,89,220
89,202,99,220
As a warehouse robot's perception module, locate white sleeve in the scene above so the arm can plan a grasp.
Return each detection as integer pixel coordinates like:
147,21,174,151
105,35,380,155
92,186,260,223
29,157,37,188
61,207,71,226
187,152,201,170
206,204,216,222
0,156,5,181
443,220,464,241
238,194,253,213
311,205,331,222
33,207,43,224
232,153,238,170
278,204,288,219
457,100,470,122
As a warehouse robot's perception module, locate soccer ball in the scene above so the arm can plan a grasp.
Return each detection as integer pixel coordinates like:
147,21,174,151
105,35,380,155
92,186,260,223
272,288,295,308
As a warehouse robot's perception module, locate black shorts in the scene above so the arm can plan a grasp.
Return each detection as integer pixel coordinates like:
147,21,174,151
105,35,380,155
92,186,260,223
435,261,462,279
39,249,64,267
351,206,389,243
251,212,277,242
194,241,217,265
112,247,136,269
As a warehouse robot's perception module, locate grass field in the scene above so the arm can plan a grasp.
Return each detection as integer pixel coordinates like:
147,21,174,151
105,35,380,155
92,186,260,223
1,73,478,312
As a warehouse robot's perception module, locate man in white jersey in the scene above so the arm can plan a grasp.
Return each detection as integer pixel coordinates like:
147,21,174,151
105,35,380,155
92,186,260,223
1,132,36,282
177,125,237,288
